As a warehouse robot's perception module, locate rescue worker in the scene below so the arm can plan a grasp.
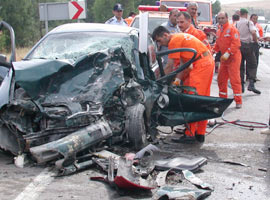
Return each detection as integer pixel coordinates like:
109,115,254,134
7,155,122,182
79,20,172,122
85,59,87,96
177,11,211,50
250,14,263,70
152,26,214,143
213,12,242,109
186,2,198,28
236,8,261,94
105,3,128,26
125,11,136,26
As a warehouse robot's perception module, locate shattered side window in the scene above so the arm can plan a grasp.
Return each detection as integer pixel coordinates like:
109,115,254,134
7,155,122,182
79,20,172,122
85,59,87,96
147,35,157,67
27,32,134,63
0,66,9,86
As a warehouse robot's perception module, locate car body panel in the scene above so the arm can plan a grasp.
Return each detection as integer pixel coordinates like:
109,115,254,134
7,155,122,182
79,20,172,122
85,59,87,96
262,25,270,47
0,22,233,168
131,12,169,34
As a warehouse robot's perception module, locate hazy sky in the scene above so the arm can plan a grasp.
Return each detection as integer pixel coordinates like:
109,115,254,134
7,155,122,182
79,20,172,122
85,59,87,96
218,0,262,5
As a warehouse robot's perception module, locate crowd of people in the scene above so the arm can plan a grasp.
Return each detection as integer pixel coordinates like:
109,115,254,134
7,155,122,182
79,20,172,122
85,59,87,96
105,3,270,141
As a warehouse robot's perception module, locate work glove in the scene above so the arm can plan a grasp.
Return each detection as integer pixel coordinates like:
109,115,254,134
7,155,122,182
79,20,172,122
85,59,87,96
221,52,230,61
172,78,180,86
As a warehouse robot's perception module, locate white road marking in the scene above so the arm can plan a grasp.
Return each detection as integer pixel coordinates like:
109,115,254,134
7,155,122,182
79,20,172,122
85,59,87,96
14,167,56,200
203,142,265,148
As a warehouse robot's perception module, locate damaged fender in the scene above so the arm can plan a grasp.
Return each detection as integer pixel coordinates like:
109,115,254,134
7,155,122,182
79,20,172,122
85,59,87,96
30,119,112,164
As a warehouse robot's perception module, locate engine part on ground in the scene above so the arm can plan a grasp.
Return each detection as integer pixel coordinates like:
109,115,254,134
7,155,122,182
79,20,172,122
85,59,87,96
30,120,112,164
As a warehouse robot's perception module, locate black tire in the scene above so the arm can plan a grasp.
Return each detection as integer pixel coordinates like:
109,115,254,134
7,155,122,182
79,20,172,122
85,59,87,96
126,103,147,150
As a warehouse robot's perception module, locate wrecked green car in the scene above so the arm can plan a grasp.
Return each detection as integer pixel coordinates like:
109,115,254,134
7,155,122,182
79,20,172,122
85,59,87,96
0,22,232,167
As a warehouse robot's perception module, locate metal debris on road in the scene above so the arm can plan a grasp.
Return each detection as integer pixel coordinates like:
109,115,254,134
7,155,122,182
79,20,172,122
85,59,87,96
182,170,214,191
221,160,249,167
155,157,207,172
153,185,211,200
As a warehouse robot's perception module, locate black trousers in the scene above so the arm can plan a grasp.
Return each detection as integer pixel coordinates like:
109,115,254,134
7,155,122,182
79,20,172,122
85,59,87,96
240,42,257,84
252,43,260,76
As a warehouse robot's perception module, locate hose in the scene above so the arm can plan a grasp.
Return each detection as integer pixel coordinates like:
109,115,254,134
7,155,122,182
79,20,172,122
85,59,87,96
206,111,269,135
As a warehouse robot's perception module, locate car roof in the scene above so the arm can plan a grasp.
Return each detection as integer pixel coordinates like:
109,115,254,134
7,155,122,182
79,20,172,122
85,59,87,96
48,23,138,34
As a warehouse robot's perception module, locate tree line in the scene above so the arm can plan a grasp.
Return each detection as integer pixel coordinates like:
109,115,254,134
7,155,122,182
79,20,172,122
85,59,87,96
0,0,157,51
0,0,221,51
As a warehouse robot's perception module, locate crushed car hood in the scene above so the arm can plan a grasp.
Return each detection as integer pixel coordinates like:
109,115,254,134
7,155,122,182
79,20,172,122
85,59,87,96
0,48,133,155
12,48,130,117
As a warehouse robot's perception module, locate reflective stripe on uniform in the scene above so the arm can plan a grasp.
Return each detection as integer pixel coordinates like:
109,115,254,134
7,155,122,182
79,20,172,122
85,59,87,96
219,92,227,95
233,93,242,96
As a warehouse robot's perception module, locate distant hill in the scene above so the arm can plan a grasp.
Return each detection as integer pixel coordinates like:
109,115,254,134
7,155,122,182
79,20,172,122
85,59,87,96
221,1,270,21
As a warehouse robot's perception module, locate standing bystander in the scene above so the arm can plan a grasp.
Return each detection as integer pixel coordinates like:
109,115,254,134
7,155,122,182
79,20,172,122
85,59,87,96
250,14,263,78
232,14,240,25
162,8,180,33
236,8,261,94
105,3,128,26
213,12,242,109
186,2,198,28
160,9,180,67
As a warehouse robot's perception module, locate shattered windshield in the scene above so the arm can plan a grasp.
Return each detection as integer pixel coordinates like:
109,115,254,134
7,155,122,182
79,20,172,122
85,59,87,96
27,32,134,63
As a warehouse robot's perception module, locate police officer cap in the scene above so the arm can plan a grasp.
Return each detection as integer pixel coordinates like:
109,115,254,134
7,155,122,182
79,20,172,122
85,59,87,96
240,8,248,14
113,3,123,11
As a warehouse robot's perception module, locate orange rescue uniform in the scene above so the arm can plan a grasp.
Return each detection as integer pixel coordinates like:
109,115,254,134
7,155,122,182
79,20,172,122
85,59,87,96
168,33,214,137
256,23,263,38
213,22,242,104
125,17,133,26
185,24,212,50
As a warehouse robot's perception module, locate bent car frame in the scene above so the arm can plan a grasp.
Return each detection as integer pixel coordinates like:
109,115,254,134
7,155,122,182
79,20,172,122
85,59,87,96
0,21,232,170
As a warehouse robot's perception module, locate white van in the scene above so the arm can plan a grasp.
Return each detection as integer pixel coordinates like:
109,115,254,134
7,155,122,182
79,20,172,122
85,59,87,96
258,16,266,24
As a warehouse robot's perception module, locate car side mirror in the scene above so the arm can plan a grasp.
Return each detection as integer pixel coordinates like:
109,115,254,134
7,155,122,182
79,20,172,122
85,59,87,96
0,54,12,69
0,54,7,63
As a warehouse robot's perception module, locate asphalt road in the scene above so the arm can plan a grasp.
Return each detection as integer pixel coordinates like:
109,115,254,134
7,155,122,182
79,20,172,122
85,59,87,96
0,48,270,200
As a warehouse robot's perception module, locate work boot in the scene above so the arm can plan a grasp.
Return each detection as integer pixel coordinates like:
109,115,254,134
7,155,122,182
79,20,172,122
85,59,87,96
236,104,242,109
247,80,261,94
261,128,270,135
195,134,205,143
171,135,197,144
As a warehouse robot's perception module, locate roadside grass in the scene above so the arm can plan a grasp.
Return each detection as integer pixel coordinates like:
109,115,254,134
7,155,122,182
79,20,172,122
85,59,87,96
4,47,31,61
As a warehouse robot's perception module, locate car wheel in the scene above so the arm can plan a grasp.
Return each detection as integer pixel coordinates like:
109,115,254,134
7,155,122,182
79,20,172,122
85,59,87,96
126,103,147,150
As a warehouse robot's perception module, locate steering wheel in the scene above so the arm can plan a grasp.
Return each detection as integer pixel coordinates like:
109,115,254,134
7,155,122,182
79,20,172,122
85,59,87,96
156,48,197,84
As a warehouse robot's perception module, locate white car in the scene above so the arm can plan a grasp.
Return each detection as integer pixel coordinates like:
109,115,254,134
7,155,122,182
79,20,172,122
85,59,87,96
0,21,232,171
262,25,270,48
